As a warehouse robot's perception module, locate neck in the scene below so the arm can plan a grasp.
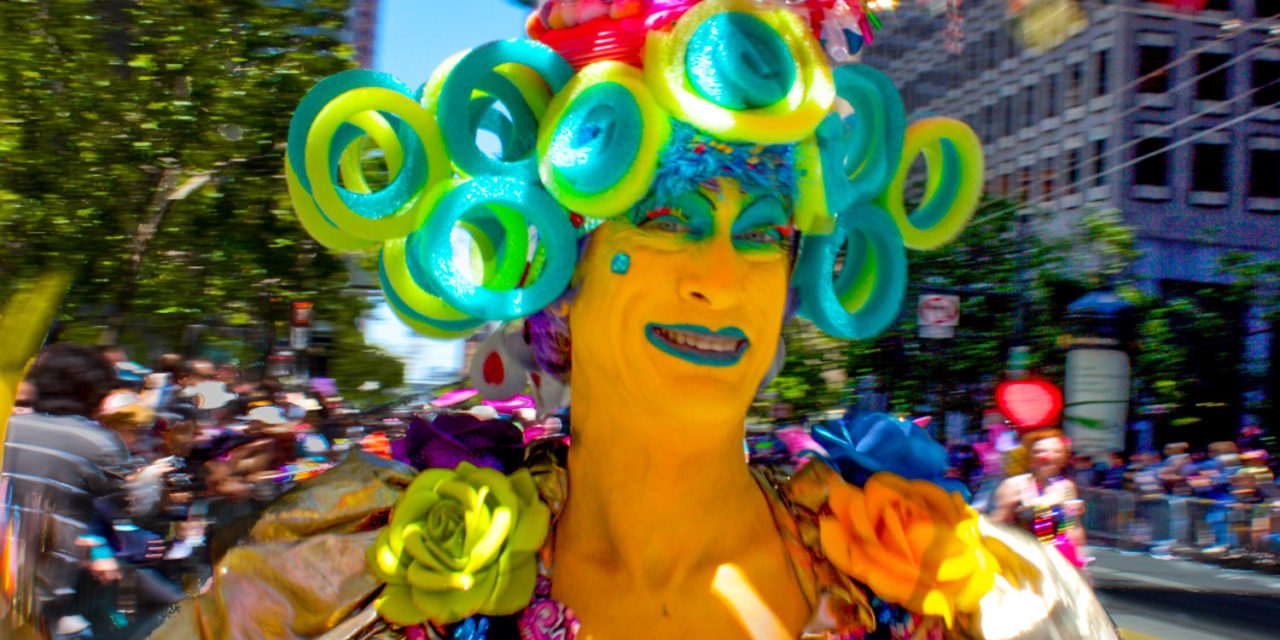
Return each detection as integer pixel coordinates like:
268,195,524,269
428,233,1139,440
561,392,763,567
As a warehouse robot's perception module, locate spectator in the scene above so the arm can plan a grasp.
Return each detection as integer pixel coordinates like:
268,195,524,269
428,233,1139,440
1159,442,1193,495
1100,452,1126,490
2,343,137,638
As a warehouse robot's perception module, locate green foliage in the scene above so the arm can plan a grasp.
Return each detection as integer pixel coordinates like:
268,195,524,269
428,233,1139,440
0,0,402,391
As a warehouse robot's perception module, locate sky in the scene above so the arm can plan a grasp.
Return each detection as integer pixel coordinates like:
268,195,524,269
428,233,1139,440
361,0,532,384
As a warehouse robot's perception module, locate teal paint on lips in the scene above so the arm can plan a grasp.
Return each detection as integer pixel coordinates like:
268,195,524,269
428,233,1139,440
645,323,750,367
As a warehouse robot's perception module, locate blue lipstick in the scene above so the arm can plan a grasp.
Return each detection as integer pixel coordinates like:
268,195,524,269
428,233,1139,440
645,323,750,367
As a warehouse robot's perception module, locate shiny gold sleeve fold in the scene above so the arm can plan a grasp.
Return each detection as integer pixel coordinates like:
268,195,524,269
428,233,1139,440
147,453,415,640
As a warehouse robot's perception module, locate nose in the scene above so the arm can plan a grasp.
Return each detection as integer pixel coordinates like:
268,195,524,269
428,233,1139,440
676,242,746,310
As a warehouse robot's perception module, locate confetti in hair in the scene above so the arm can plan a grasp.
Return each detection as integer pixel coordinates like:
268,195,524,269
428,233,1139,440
644,120,797,208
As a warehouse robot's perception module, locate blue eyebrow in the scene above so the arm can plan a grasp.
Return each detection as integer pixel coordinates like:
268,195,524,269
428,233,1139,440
731,196,788,235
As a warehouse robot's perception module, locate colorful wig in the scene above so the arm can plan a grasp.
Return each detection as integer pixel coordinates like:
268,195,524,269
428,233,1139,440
284,0,984,363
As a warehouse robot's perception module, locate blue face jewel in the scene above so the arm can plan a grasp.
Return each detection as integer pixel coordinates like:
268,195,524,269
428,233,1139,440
611,252,630,274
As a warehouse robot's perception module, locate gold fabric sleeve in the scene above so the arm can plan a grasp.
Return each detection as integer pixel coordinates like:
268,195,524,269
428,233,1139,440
147,453,414,640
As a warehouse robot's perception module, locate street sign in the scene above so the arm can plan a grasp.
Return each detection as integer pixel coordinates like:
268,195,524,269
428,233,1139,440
917,294,960,338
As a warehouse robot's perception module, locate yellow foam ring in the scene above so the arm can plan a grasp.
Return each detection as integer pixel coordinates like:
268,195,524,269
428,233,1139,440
537,61,671,217
381,235,481,327
880,117,985,251
284,155,377,252
494,63,553,120
305,87,450,241
337,110,408,194
792,135,835,235
643,0,834,144
460,220,498,281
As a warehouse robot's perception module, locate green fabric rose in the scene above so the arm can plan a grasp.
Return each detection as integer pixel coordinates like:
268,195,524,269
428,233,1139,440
365,461,551,625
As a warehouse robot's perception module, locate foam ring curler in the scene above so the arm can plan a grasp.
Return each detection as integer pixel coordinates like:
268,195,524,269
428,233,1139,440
436,40,573,181
792,135,834,235
878,116,984,250
304,87,450,241
538,62,671,217
417,177,577,320
334,110,408,195
288,69,415,195
284,155,377,252
379,236,485,337
685,11,796,110
794,203,907,340
403,198,532,300
644,0,834,144
818,64,906,211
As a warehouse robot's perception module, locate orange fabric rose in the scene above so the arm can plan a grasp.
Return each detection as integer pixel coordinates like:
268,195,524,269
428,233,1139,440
819,471,996,627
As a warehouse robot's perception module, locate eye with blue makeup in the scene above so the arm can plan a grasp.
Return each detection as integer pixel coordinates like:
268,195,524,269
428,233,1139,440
731,195,789,250
631,190,714,239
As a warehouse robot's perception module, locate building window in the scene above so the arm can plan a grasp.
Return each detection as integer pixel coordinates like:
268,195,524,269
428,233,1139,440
1068,62,1084,107
1250,149,1280,197
1004,96,1015,136
1096,50,1110,96
1067,148,1081,193
981,105,994,140
1135,137,1170,186
1196,53,1230,101
1024,85,1037,128
1138,46,1171,93
1046,73,1060,117
1092,139,1108,186
1192,143,1228,192
1253,59,1280,106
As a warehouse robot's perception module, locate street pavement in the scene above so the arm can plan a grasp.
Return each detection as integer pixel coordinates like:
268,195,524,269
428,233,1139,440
1089,545,1280,639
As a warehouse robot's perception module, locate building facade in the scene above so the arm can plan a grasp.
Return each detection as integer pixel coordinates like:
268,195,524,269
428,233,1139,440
862,0,1280,437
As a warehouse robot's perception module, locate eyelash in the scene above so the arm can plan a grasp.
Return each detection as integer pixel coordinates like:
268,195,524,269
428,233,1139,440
735,226,787,245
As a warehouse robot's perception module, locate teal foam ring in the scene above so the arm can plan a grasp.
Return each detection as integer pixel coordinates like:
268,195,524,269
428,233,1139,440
544,81,643,197
473,71,541,161
327,112,429,221
404,202,526,295
469,97,517,160
288,69,415,195
817,64,905,211
685,12,796,110
416,177,577,320
905,138,962,231
436,40,573,181
793,203,906,340
377,248,485,333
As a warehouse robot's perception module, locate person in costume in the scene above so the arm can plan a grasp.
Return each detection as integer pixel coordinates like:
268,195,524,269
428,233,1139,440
992,428,1089,569
141,1,1115,639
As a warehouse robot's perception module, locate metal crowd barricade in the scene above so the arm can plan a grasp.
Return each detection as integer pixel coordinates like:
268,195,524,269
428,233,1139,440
1082,486,1280,557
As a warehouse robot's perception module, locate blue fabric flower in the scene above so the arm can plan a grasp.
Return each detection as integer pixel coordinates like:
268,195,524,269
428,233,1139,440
812,412,970,499
450,615,489,640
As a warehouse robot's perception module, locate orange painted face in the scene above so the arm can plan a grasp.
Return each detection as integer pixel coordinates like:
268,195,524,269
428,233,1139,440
569,178,790,421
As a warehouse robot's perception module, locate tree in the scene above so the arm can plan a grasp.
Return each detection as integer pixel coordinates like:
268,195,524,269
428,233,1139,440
0,0,403,392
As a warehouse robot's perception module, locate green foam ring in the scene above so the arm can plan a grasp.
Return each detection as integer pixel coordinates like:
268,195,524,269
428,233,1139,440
415,176,577,320
794,203,907,340
537,62,670,218
878,116,984,251
818,64,905,211
379,240,485,338
304,86,451,241
283,155,377,252
403,195,531,300
436,40,574,181
685,11,797,110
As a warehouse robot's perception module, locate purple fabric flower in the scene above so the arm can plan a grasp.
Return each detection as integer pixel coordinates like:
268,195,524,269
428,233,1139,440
518,595,580,640
399,412,525,473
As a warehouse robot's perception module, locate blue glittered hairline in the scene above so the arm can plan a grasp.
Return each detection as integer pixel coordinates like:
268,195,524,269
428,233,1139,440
645,120,798,209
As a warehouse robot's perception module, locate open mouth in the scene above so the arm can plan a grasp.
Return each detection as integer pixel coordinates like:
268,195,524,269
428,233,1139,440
645,323,749,367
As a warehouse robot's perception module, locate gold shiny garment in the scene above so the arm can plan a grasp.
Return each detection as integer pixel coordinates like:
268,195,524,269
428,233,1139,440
148,453,1117,640
148,453,412,640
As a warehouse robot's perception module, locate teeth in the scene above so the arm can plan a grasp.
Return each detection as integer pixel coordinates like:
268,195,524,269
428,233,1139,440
656,327,743,353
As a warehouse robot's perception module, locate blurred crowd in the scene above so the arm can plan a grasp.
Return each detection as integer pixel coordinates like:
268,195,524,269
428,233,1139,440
3,342,404,640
